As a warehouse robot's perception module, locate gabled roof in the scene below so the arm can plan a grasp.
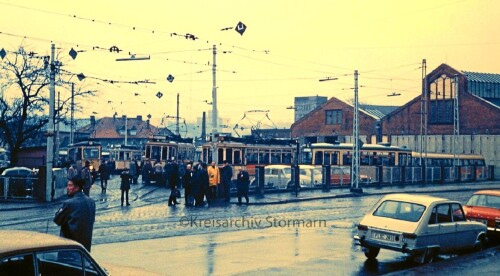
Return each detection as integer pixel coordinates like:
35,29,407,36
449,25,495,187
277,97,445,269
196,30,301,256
359,104,399,119
462,71,500,83
77,117,162,139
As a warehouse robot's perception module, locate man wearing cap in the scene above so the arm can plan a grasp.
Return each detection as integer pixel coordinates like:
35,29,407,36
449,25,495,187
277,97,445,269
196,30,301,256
54,177,96,252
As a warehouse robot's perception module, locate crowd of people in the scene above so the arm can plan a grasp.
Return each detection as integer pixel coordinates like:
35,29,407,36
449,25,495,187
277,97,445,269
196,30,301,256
65,158,251,207
57,158,251,253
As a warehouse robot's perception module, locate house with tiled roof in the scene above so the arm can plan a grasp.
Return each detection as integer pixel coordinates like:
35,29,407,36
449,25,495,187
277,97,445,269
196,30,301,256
76,115,172,149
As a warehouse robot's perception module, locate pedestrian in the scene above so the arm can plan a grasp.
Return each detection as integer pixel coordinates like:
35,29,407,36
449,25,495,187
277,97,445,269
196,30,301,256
53,177,96,252
129,158,137,184
98,160,110,194
183,164,193,206
190,165,204,207
133,158,141,184
154,160,164,185
120,169,132,206
200,162,209,206
168,158,180,206
80,160,93,196
67,163,77,180
220,160,233,202
207,161,220,203
237,168,250,204
142,158,153,185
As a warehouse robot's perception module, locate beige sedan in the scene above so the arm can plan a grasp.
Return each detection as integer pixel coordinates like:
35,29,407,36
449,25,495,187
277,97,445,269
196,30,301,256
0,230,159,275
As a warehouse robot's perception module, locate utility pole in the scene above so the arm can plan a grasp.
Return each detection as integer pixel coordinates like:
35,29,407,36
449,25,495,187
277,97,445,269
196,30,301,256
453,74,460,167
211,44,218,164
420,59,428,167
124,115,128,146
70,83,74,145
351,70,361,193
176,93,180,135
54,90,60,165
46,43,55,201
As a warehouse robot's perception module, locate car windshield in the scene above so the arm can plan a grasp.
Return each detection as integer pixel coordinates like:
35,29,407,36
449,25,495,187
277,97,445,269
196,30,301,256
373,200,426,222
466,194,500,208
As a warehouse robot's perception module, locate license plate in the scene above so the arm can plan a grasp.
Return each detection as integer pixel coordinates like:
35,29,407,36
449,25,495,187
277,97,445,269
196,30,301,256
371,231,396,242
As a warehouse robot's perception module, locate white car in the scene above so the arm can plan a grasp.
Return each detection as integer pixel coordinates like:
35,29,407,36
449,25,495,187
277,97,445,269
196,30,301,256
264,165,322,190
354,194,487,263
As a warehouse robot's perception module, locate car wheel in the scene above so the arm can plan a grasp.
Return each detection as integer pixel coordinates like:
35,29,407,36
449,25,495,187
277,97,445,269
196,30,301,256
474,235,487,252
423,249,436,264
364,246,380,259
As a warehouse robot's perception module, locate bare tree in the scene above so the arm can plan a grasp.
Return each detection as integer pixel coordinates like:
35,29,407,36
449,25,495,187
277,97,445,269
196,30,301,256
0,46,93,165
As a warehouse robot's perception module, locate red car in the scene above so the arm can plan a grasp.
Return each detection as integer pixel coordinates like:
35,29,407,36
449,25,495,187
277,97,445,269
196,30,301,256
463,190,500,238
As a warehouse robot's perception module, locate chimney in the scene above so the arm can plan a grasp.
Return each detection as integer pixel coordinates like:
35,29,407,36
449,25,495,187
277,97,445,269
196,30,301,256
201,112,206,142
90,115,95,125
137,115,142,121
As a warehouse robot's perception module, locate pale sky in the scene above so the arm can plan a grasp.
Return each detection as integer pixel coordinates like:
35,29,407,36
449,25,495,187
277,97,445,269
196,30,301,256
1,0,499,135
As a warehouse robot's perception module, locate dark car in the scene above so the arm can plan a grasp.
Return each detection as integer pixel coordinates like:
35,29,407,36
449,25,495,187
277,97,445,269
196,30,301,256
0,230,159,275
1,167,37,198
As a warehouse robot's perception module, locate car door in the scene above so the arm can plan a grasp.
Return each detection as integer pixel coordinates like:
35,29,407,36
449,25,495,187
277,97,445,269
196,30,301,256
451,203,475,250
435,203,457,252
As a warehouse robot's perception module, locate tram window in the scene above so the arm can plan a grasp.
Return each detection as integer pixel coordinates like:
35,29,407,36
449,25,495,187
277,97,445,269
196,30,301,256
234,150,242,164
388,153,395,166
76,148,83,161
259,151,270,164
283,152,292,164
271,150,281,164
343,153,352,166
324,153,331,165
84,148,99,159
360,153,370,165
151,146,161,162
145,147,151,160
247,150,258,164
331,152,338,165
226,149,233,164
314,151,323,165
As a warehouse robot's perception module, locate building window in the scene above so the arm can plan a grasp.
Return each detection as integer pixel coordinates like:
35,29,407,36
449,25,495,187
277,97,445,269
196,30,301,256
326,110,342,125
429,75,454,124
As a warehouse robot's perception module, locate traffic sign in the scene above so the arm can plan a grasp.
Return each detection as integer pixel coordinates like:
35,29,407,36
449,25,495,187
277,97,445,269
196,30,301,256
235,21,247,35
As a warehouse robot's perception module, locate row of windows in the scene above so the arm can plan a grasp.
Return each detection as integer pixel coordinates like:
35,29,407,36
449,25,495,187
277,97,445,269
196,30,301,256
468,81,500,99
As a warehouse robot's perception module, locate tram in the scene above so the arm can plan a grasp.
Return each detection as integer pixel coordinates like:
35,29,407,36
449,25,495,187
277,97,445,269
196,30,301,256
108,144,143,174
144,135,195,165
67,140,102,176
301,143,412,167
199,136,297,177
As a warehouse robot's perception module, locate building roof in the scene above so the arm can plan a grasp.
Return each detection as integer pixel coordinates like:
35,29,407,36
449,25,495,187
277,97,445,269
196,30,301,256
462,71,500,83
359,104,399,119
77,116,163,139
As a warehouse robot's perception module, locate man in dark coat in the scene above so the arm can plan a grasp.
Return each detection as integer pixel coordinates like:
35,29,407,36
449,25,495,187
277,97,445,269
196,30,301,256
80,160,93,196
168,159,180,206
142,159,153,185
120,169,132,206
190,165,204,207
54,177,96,252
183,164,193,206
98,160,110,194
237,168,250,204
220,160,233,202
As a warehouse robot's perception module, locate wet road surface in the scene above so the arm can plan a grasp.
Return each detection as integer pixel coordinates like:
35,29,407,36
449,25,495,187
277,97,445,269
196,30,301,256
1,177,498,275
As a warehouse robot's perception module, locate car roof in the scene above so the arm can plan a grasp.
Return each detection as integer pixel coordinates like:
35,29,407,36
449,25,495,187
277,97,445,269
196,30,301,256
472,190,500,196
381,193,450,206
1,167,33,175
0,230,84,257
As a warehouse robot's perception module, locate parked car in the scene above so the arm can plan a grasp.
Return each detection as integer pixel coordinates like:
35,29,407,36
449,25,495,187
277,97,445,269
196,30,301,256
463,190,500,238
354,194,487,263
329,166,372,186
1,167,37,198
0,230,158,275
262,165,322,190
